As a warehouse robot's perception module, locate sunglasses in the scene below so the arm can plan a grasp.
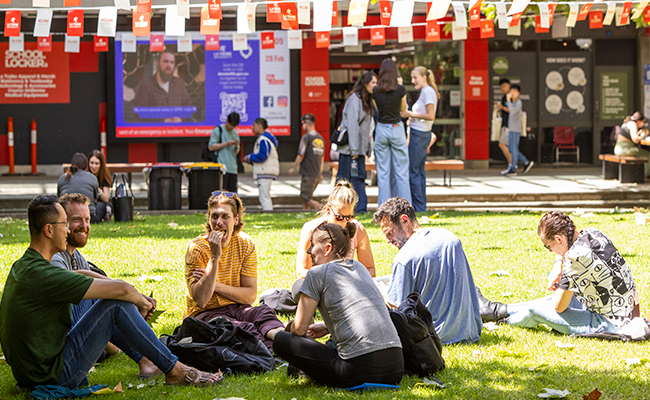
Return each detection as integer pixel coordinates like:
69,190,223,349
329,208,355,222
212,191,236,198
543,243,551,250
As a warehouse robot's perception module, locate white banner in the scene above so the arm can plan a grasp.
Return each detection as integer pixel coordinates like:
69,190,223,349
566,3,579,27
65,34,80,53
507,0,530,16
538,3,550,28
237,3,256,34
121,32,136,53
33,9,53,37
398,26,413,43
114,0,130,10
507,16,521,35
166,5,186,36
177,0,190,19
97,7,118,37
9,33,24,52
390,0,415,27
427,0,451,20
313,0,333,32
632,0,649,19
33,0,49,7
288,30,303,49
260,31,291,132
452,2,467,27
298,1,311,25
233,33,248,51
451,21,467,40
177,33,192,52
343,27,359,46
496,2,508,28
603,2,616,25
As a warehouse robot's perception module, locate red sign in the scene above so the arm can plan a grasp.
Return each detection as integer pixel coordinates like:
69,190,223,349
469,0,482,29
510,13,521,27
67,9,84,37
267,2,282,23
137,0,151,14
315,31,330,48
205,34,220,51
37,35,52,52
280,2,299,30
480,19,494,38
4,10,21,37
577,3,592,21
64,0,80,6
0,42,70,104
261,31,275,49
370,27,385,45
465,70,488,101
426,19,440,42
644,6,650,23
379,1,392,25
332,1,338,26
132,9,151,37
301,70,329,102
549,3,557,25
620,2,632,24
208,0,222,19
150,34,164,52
94,35,109,52
534,15,549,33
589,11,603,28
200,6,220,35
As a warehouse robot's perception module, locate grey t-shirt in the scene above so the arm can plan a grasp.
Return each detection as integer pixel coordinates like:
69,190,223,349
57,170,99,216
298,131,324,178
300,259,401,359
51,249,91,272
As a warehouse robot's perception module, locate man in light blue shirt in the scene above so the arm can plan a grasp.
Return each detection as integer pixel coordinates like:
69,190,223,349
501,84,534,175
373,197,482,345
208,112,241,192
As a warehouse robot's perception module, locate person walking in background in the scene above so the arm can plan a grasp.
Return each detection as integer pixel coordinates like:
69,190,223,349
501,84,534,175
336,71,377,214
244,118,279,212
401,67,439,212
57,153,103,223
495,78,512,166
208,112,241,193
614,112,649,177
372,59,411,206
289,114,325,210
87,150,112,222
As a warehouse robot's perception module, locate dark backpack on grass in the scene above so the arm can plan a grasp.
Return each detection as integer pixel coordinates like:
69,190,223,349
389,293,445,377
160,316,275,374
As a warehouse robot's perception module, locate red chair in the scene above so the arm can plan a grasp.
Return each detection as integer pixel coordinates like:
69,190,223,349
554,127,580,164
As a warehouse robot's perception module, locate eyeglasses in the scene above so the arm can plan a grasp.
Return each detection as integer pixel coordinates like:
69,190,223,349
329,207,355,222
50,221,70,230
316,222,334,244
212,191,236,198
543,244,551,250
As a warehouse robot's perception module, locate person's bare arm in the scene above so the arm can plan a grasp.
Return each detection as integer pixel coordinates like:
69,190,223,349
296,226,314,279
288,155,304,176
554,288,573,313
292,294,319,336
190,231,224,309
213,275,257,306
76,270,111,280
355,226,375,277
400,95,407,113
98,186,110,202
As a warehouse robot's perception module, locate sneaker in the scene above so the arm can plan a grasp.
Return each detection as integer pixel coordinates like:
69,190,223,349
500,168,516,175
522,161,535,175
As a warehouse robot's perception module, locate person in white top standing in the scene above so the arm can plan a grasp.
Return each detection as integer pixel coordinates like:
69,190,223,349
401,67,439,212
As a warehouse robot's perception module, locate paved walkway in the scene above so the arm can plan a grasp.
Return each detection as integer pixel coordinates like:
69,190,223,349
1,166,649,214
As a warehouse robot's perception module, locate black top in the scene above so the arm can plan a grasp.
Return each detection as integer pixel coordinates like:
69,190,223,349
618,123,632,141
500,94,509,128
373,85,406,124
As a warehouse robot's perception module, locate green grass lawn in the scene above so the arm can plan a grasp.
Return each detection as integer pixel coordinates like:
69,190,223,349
1,210,650,399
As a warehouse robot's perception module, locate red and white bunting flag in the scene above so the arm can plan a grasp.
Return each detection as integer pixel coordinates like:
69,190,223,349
205,34,220,51
452,2,467,27
510,12,522,27
480,19,494,38
137,0,151,14
534,15,549,32
132,9,151,37
37,35,52,52
380,0,392,26
348,0,369,25
468,0,482,29
370,27,385,45
631,0,649,19
577,3,592,21
332,1,339,26
200,6,220,35
208,0,222,20
267,2,282,23
261,31,275,49
620,2,633,25
507,0,530,16
427,0,451,21
566,3,579,27
149,33,164,52
316,31,330,48
426,19,440,42
280,2,299,30
64,0,80,6
4,10,21,37
94,35,109,52
67,9,84,37
589,10,603,28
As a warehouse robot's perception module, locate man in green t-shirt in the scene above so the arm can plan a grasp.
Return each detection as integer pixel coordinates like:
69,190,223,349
0,195,222,389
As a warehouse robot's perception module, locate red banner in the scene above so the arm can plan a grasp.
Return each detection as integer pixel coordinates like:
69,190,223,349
535,15,549,33
137,0,151,14
510,13,522,27
94,35,109,52
426,20,440,42
280,2,299,30
370,27,385,45
267,2,282,23
37,35,52,52
150,34,164,52
620,2,632,24
645,6,650,23
132,9,151,36
261,31,275,49
480,19,494,38
0,42,70,104
67,9,84,37
379,0,392,25
208,0,222,19
332,1,338,26
465,70,488,101
301,70,329,102
577,3,592,21
200,6,220,35
549,3,557,25
64,0,80,6
315,31,330,48
469,0,482,29
4,10,21,37
589,11,603,28
205,34,220,50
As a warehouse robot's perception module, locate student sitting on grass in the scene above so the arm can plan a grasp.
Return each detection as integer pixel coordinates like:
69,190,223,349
274,222,404,388
478,211,640,334
296,180,375,279
184,191,285,350
0,195,222,389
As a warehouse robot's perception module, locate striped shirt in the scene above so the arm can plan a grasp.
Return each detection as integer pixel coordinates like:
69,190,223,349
184,232,257,318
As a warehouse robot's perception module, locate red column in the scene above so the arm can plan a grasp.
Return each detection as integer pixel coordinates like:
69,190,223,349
300,37,331,160
463,32,489,162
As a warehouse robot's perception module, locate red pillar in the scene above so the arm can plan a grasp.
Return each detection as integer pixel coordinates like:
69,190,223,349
300,37,331,160
463,32,489,163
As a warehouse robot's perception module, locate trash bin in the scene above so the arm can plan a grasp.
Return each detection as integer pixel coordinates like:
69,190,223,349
185,162,224,210
148,163,183,210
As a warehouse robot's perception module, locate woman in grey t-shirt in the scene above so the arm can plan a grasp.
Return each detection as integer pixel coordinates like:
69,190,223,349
274,222,403,388
57,153,101,223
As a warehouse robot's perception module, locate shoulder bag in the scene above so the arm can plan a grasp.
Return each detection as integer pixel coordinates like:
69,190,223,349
111,173,134,222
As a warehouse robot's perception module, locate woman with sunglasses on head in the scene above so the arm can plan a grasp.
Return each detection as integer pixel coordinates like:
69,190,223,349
275,222,403,388
477,211,640,335
296,180,375,279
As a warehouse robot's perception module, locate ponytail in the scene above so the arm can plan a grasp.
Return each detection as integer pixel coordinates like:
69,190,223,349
414,66,440,101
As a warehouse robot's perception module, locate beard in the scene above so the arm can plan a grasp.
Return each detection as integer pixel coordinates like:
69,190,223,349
67,229,88,248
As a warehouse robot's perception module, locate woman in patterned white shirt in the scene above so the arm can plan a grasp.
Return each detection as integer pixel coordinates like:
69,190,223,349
478,211,639,334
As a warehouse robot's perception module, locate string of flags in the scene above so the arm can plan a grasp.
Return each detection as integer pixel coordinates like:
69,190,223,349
2,0,649,53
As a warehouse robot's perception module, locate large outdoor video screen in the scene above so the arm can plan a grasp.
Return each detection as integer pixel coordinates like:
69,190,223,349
114,32,291,138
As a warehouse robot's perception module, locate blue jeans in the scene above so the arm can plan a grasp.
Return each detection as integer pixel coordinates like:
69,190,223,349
337,154,367,213
374,122,411,206
508,130,529,171
58,300,178,389
508,295,619,335
408,128,430,212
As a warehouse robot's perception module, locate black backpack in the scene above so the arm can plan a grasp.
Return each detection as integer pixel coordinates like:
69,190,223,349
389,293,445,377
201,126,221,162
160,316,275,374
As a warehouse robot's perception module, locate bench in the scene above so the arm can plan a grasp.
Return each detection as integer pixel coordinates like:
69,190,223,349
63,163,149,186
598,154,647,184
328,159,464,186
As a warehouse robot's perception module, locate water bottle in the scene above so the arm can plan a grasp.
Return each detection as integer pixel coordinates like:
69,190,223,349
351,158,358,178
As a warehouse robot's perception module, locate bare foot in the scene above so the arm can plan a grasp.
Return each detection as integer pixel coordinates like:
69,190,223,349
266,327,285,341
165,362,223,386
105,342,120,356
138,357,162,379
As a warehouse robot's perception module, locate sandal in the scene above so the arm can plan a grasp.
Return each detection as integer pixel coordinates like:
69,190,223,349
167,368,223,387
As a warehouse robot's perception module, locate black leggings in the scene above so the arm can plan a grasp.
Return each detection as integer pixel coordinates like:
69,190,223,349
274,331,404,388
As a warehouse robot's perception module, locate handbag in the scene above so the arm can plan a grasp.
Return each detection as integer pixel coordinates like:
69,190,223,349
491,107,502,142
202,126,223,163
111,173,134,222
